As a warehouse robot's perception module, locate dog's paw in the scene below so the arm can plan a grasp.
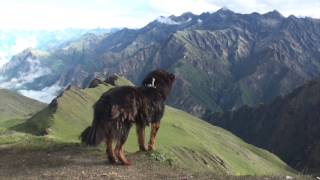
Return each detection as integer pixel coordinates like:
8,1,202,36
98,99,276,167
122,160,132,166
148,144,155,151
139,146,147,151
108,156,117,164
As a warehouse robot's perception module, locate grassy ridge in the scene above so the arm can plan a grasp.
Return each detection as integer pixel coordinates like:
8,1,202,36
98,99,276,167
10,79,294,175
129,107,293,175
0,89,46,128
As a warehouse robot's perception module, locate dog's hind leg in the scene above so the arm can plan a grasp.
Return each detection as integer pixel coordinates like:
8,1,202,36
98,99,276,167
104,122,117,164
106,137,116,164
115,142,131,166
136,124,147,151
148,122,160,151
115,123,132,166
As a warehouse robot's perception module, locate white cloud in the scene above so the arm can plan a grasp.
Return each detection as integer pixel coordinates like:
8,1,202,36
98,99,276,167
18,58,51,83
278,2,320,18
12,37,38,54
0,0,153,30
0,58,51,89
0,0,318,30
0,52,7,67
149,0,220,16
150,0,320,19
156,16,180,25
19,84,62,103
156,16,192,25
210,0,268,12
0,36,38,68
206,0,320,18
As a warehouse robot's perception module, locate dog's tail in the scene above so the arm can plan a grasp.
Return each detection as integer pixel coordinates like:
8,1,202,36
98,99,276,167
80,98,109,146
80,120,105,146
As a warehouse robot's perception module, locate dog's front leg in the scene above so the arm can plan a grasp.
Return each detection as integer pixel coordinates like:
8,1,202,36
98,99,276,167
148,122,160,151
136,124,147,151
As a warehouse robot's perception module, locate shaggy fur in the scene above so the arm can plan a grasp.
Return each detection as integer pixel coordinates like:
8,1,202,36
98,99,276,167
80,69,175,165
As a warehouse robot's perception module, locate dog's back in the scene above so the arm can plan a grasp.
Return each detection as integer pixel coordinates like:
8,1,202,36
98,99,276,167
94,86,142,122
81,86,142,146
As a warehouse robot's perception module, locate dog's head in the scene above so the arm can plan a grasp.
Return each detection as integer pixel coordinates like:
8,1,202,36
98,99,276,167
142,69,175,99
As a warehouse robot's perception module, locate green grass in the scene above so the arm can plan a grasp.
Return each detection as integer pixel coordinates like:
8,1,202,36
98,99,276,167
124,107,294,175
7,79,295,176
0,89,46,121
0,118,26,129
114,75,135,86
239,81,258,106
0,129,79,153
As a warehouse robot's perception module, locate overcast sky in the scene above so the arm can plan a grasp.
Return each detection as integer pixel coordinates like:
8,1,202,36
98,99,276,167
0,0,319,30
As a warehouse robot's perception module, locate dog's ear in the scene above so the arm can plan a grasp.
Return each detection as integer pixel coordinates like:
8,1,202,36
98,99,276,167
169,73,175,81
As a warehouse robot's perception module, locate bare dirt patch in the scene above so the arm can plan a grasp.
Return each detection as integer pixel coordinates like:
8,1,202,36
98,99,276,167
0,146,314,180
0,147,193,180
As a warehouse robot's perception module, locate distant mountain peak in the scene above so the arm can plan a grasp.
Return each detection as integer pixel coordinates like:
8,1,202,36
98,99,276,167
288,14,298,19
263,10,283,19
156,13,193,25
221,6,231,11
216,7,234,14
180,12,195,17
16,48,48,60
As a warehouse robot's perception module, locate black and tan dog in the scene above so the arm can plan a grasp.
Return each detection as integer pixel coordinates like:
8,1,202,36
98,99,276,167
81,69,175,165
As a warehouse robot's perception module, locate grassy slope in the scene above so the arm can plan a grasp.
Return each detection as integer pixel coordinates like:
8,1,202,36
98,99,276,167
12,78,294,175
0,89,46,128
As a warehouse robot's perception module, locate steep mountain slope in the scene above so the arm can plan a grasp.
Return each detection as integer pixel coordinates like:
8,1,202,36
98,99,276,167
13,78,294,175
0,33,108,102
1,9,320,117
0,28,116,67
0,89,45,128
206,78,320,173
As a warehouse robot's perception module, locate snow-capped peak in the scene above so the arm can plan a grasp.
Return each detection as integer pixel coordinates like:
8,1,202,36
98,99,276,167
156,16,181,25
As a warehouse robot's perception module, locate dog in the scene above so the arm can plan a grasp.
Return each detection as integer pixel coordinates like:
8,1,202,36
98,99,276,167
80,69,175,165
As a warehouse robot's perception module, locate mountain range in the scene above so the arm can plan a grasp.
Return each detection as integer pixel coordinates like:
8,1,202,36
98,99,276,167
1,9,319,117
0,28,115,67
206,78,320,173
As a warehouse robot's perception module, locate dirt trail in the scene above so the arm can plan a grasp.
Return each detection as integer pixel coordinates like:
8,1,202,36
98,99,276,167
0,147,313,180
0,147,194,180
